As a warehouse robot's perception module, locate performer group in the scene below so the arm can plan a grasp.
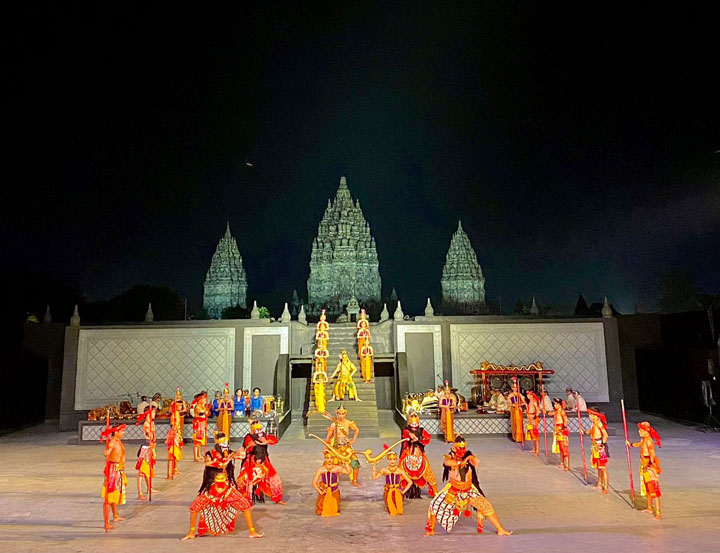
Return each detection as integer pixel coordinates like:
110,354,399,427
98,310,663,540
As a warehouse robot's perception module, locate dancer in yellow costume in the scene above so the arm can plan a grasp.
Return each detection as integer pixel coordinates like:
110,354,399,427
330,350,360,401
313,369,329,414
312,450,351,516
371,448,412,516
359,343,374,383
216,383,233,439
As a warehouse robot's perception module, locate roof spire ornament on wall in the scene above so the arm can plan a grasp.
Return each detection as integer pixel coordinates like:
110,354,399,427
298,305,307,325
602,297,613,318
307,176,382,316
281,302,291,323
530,297,539,315
144,303,154,322
441,220,487,314
380,303,389,322
394,300,404,321
424,298,434,317
250,300,260,320
70,305,81,326
203,222,248,319
43,305,52,323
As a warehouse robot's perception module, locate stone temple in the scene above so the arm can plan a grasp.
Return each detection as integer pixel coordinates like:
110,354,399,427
441,220,487,314
203,223,248,318
307,176,382,316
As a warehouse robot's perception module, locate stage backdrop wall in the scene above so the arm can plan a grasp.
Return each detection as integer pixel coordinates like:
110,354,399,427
74,327,236,410
450,322,609,402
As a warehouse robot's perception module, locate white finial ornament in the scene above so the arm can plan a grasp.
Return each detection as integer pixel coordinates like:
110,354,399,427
298,305,307,325
70,305,81,326
425,298,434,317
601,297,612,318
394,300,404,321
530,297,539,315
144,303,154,322
380,303,389,322
43,305,52,323
281,302,291,322
251,300,260,319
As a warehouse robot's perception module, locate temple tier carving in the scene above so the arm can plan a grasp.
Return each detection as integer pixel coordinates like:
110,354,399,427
441,220,487,314
307,176,382,316
203,222,248,318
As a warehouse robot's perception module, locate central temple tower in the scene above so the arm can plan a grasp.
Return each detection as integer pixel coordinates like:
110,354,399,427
307,177,382,316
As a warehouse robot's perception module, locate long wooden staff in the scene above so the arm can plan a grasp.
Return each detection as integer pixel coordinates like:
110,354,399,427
621,399,635,506
540,385,549,461
576,406,588,483
102,413,110,525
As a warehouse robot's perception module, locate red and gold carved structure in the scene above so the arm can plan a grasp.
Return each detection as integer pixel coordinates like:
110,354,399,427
470,361,554,406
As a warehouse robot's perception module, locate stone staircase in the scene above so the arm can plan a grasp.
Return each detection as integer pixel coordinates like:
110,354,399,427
306,323,380,438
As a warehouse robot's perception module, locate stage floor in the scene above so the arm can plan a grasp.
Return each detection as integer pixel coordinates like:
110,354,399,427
0,414,718,552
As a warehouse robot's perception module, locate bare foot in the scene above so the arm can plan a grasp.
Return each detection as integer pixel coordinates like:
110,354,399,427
654,513,661,520
497,528,513,536
424,530,435,537
138,495,148,501
113,516,126,522
181,532,196,540
602,489,609,495
351,481,361,487
564,467,570,472
249,530,265,538
105,523,115,533
641,508,653,514
276,500,287,505
592,485,601,490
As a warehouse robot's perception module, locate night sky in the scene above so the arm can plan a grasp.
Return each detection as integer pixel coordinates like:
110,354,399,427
5,3,719,316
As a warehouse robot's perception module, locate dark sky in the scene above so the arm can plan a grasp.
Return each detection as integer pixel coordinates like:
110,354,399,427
5,3,719,316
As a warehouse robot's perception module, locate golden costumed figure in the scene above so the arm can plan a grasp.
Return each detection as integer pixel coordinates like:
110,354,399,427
439,381,456,443
507,379,526,443
312,369,329,414
323,404,361,486
330,350,360,401
367,442,413,516
216,383,233,439
359,343,374,383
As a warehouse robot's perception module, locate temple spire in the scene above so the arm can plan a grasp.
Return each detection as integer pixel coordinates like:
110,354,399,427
203,223,248,318
441,221,487,314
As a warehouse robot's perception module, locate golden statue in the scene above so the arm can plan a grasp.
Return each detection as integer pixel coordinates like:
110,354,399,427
312,369,329,414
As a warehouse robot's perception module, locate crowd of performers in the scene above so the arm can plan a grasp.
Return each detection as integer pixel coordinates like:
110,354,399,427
100,382,290,537
100,395,665,537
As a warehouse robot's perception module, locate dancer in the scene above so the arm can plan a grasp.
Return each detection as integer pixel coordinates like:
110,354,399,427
508,378,526,443
101,423,127,532
399,412,437,498
166,388,185,478
312,450,351,516
181,432,263,539
439,380,456,443
312,368,329,414
330,351,360,401
371,448,412,516
627,421,662,519
425,436,512,536
216,383,233,437
585,408,610,493
525,391,541,456
359,342,374,383
551,397,570,471
136,405,156,500
242,419,285,505
191,391,209,462
326,404,361,486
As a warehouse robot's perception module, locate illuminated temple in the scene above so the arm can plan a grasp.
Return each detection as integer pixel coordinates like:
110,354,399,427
203,223,248,318
306,176,382,316
441,220,487,314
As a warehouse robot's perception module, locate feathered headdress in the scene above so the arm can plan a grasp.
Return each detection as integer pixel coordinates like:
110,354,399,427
638,421,661,447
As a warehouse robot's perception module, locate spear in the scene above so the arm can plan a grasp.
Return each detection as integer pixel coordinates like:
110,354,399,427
540,384,549,461
102,412,110,528
621,399,635,506
576,406,588,483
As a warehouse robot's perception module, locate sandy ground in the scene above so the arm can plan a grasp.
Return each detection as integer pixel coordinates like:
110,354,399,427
1,412,719,553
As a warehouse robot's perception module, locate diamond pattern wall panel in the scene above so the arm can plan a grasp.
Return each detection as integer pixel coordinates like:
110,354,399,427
450,323,609,402
75,328,235,410
406,413,593,436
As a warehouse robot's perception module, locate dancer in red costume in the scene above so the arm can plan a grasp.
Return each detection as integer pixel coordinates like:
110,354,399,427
525,391,541,456
191,391,210,462
181,432,263,539
550,397,570,471
627,421,663,519
585,408,610,493
424,436,512,537
136,405,156,500
101,423,127,532
399,412,437,498
242,419,286,505
166,388,185,479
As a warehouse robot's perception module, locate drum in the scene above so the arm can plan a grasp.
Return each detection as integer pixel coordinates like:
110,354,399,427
518,375,534,392
489,375,505,391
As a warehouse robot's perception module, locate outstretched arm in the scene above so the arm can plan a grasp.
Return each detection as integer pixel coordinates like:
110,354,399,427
349,421,359,444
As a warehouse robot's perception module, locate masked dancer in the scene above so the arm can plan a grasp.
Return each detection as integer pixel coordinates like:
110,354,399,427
400,412,437,498
242,419,285,505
